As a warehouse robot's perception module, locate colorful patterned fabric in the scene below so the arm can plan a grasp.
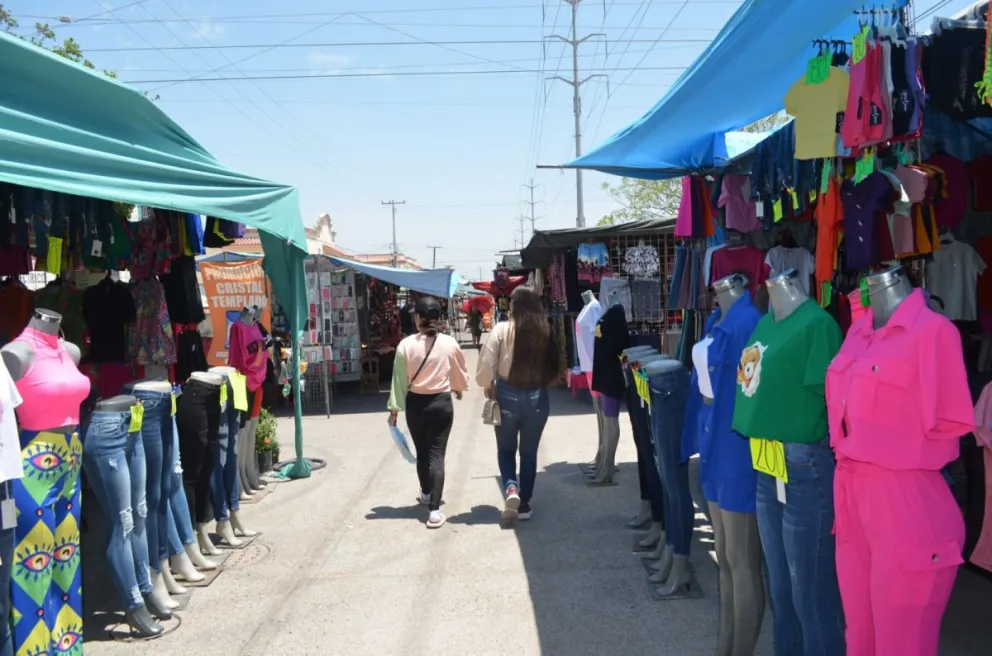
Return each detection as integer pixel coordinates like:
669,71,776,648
129,280,177,366
129,217,172,281
11,429,83,656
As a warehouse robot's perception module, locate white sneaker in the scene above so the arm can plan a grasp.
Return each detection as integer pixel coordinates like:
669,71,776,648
427,510,446,529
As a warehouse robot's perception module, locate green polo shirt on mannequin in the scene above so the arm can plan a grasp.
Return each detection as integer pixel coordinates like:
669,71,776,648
732,299,841,443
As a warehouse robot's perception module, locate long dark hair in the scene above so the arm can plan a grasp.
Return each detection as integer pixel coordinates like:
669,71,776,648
507,286,560,388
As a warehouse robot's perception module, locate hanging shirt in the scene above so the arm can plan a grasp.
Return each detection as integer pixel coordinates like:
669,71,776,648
709,246,769,298
575,299,603,373
928,237,987,322
718,175,761,232
83,280,137,363
840,172,895,271
926,153,970,228
732,299,841,444
675,176,694,237
764,246,815,295
784,67,851,160
968,155,992,211
815,177,844,285
0,360,23,483
577,243,609,284
229,321,268,391
622,244,660,278
922,26,992,120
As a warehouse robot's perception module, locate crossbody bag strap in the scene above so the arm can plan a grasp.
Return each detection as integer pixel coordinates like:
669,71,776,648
409,336,437,386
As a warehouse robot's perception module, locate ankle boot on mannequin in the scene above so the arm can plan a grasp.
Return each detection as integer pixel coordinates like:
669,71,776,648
245,418,264,490
196,523,222,555
149,569,180,609
160,561,188,595
628,500,652,528
655,555,692,596
216,519,243,546
184,542,217,569
638,521,663,548
170,551,206,581
648,545,675,582
229,510,258,537
126,605,164,637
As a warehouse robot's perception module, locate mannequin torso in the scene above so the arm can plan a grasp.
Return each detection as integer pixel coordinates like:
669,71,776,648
766,269,809,321
1,309,86,434
125,379,172,395
95,395,138,413
866,266,913,329
189,371,224,386
713,274,748,326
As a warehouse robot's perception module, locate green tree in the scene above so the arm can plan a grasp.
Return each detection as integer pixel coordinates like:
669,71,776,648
0,5,116,77
597,112,791,226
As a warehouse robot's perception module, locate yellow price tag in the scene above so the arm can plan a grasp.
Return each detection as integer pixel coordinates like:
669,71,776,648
772,199,784,223
594,325,602,338
852,25,869,65
750,437,788,482
170,393,177,416
789,190,799,211
129,403,144,433
219,384,228,408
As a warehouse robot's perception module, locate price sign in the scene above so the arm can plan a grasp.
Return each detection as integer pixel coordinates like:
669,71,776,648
820,159,833,194
129,403,145,434
854,147,876,184
805,53,831,86
750,437,788,483
852,25,870,65
772,199,784,223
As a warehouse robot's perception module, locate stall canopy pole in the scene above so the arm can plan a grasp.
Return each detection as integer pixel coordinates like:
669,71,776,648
314,256,332,418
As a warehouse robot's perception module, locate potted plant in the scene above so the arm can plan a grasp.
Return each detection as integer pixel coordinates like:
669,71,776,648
255,408,279,473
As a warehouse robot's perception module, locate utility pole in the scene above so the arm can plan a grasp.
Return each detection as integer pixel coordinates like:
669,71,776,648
521,178,543,238
517,216,527,250
381,200,405,267
426,245,441,269
548,0,606,228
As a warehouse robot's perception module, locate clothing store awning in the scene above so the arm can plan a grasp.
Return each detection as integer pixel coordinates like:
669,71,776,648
564,0,909,178
0,32,312,477
521,218,676,269
323,256,458,298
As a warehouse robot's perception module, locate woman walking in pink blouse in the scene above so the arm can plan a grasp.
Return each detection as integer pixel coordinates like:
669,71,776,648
388,297,469,529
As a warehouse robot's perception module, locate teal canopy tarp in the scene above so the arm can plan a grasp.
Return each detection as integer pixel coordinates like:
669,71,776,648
0,32,312,477
324,256,458,298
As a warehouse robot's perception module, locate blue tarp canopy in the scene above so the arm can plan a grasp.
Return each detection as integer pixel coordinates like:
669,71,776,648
323,256,459,298
0,32,312,476
567,0,908,179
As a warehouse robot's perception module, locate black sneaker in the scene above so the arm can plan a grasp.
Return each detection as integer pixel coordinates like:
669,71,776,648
518,503,532,520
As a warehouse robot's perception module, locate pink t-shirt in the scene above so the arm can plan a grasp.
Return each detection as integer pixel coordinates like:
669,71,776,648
826,289,974,470
718,175,761,232
709,246,769,298
228,321,267,391
674,176,694,238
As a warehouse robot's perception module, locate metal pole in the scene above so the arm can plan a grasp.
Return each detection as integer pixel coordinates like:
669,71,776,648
381,200,406,267
547,0,606,228
427,245,440,269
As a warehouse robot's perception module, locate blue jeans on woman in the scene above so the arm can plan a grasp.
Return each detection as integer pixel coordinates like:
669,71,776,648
756,439,844,656
648,366,694,556
133,389,173,569
494,382,550,503
166,416,197,553
82,410,153,610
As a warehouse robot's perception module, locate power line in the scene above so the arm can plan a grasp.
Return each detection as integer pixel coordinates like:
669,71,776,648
47,18,725,30
50,0,151,29
87,37,713,52
123,66,688,84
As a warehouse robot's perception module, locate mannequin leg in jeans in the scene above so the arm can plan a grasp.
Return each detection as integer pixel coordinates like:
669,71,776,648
710,502,765,656
494,382,550,516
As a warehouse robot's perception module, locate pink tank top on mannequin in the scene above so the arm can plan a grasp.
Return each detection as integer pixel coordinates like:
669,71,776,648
12,327,91,431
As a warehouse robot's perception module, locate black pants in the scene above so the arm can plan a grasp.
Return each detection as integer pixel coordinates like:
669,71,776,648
176,379,222,523
405,392,454,512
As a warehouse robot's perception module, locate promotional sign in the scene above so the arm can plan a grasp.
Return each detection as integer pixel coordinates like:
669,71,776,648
201,259,271,366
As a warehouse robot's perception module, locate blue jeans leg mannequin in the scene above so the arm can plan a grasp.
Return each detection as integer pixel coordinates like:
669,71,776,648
82,412,154,612
647,367,695,594
755,440,844,656
494,382,550,508
209,392,244,546
132,390,172,574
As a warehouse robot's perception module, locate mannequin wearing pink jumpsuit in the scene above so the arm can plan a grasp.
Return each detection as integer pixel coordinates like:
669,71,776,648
825,289,973,655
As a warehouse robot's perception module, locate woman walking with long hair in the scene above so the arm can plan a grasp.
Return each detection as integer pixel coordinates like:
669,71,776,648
476,286,561,521
388,297,469,529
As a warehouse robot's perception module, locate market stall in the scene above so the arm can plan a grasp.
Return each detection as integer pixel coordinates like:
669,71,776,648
0,30,311,648
552,0,992,652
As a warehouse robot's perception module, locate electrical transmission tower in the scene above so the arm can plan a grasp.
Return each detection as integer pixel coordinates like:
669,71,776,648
521,178,543,238
547,0,607,228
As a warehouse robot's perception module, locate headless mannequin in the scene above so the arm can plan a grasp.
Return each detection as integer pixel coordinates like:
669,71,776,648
125,379,208,594
1,310,81,435
629,351,670,549
588,291,624,486
639,357,685,577
235,309,265,495
187,371,228,557
766,269,808,321
208,365,258,544
624,347,662,529
578,291,605,471
866,266,912,328
707,275,765,656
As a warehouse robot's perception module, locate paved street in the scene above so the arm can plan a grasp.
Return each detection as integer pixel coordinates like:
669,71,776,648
84,347,990,656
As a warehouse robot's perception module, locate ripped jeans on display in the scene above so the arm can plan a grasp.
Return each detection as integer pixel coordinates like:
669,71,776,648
82,411,154,610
